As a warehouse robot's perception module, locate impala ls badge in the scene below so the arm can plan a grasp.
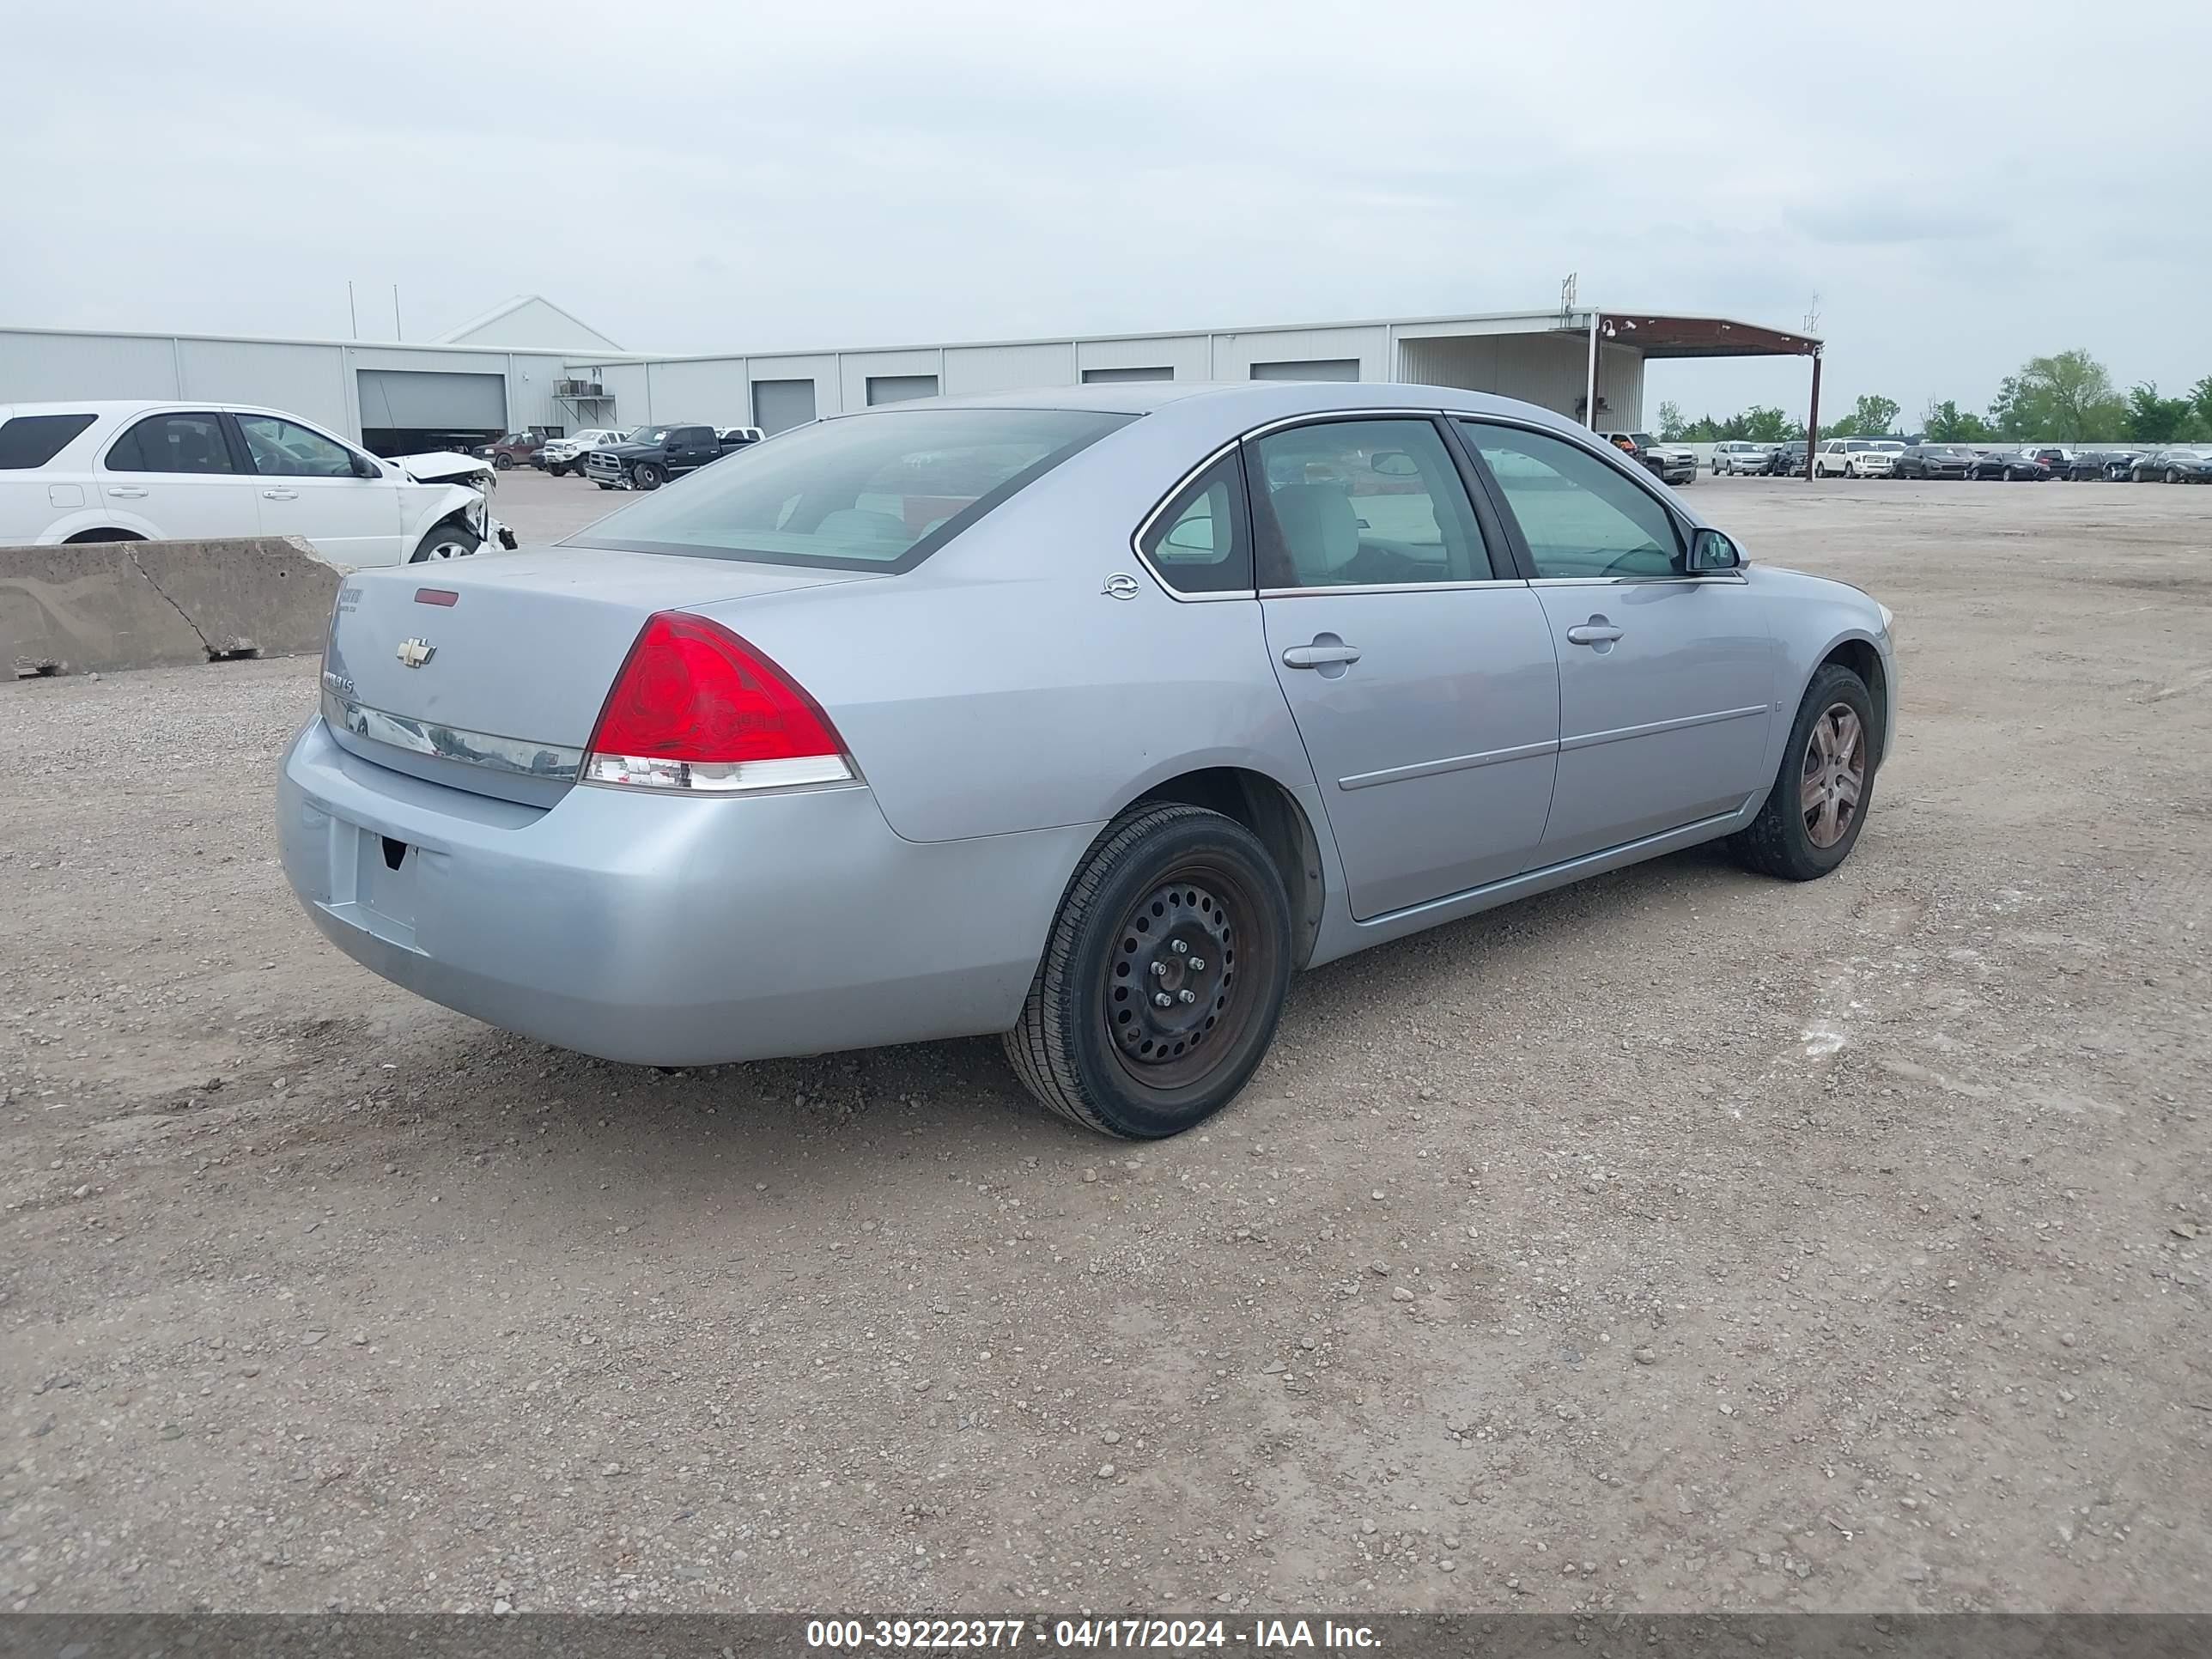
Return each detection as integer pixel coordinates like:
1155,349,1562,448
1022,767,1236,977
396,637,436,668
1102,573,1140,601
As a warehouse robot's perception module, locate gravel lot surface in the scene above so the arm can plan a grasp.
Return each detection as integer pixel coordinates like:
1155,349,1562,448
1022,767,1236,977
4,475,2209,1615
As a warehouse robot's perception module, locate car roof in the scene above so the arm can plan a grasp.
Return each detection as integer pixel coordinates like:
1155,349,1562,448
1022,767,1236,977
0,398,319,423
830,380,1607,431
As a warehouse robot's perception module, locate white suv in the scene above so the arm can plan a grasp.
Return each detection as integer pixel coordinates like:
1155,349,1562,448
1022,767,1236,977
1711,441,1774,475
0,401,514,566
1814,438,1903,478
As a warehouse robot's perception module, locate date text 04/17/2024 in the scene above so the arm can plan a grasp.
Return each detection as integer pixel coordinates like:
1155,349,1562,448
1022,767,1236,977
804,1619,1382,1650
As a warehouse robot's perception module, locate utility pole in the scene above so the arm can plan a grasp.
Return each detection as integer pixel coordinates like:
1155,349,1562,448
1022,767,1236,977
392,285,404,342
346,282,358,339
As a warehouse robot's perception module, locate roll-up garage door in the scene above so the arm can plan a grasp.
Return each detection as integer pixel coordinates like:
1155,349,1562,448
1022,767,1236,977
1249,359,1361,382
866,374,939,406
356,369,507,429
751,379,818,434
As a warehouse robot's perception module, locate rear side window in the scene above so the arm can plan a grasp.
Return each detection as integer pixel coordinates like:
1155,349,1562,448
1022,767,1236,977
0,413,97,469
105,412,238,474
1139,452,1252,594
568,408,1132,571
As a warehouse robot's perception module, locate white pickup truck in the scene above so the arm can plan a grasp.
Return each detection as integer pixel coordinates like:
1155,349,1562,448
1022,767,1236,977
538,428,628,477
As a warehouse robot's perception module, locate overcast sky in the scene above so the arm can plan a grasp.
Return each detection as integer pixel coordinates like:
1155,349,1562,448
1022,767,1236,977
8,1,2208,423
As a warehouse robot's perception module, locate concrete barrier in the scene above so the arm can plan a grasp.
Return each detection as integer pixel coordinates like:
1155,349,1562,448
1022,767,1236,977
2,536,338,678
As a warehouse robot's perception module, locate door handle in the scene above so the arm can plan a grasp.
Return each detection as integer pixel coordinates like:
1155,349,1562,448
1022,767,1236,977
1565,623,1624,646
1281,641,1362,669
261,488,299,501
106,486,148,498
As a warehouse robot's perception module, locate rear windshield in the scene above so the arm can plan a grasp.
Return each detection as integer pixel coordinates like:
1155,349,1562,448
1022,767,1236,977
0,412,97,469
568,407,1133,570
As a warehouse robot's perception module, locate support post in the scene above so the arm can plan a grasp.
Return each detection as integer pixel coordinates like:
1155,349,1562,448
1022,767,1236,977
1804,348,1823,484
1584,312,1601,429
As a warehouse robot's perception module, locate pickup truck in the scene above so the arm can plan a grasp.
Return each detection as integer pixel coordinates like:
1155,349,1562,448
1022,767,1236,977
1600,431,1697,486
584,423,747,490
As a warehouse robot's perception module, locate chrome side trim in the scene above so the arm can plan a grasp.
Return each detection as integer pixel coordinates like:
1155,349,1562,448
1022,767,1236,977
1339,737,1558,792
1260,578,1528,598
322,689,585,782
1527,574,1748,587
1557,703,1770,755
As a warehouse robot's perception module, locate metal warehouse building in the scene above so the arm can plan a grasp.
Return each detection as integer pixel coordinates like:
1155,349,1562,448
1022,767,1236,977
0,296,1820,452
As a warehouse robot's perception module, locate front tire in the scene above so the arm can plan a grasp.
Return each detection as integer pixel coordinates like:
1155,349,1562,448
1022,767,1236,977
494,454,514,471
1004,804,1292,1139
2169,467,2185,484
1729,664,1876,882
632,462,665,490
408,522,482,563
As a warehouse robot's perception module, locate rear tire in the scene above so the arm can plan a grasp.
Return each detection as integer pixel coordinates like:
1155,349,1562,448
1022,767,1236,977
1004,804,1292,1139
1729,664,1876,882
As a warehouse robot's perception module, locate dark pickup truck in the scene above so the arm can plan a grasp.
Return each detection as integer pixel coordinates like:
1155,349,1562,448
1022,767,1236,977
585,424,747,491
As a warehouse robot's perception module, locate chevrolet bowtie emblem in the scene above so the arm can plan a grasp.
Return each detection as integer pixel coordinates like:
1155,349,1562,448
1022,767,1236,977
396,637,435,669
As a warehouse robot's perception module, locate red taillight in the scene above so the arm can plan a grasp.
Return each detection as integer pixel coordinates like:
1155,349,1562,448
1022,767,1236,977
582,611,852,793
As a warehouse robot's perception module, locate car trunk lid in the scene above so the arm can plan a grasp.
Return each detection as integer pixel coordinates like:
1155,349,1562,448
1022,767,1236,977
321,548,883,805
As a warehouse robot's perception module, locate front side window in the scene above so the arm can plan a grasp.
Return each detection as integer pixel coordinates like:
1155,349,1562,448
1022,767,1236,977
566,407,1131,570
1139,452,1252,594
0,413,97,469
1248,417,1492,589
1458,421,1683,580
237,415,355,478
104,412,237,474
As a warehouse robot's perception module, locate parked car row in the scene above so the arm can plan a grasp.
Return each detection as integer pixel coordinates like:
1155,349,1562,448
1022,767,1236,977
0,400,516,565
1706,438,2212,483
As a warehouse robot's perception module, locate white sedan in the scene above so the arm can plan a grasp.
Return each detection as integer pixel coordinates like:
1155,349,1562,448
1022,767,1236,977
0,400,515,566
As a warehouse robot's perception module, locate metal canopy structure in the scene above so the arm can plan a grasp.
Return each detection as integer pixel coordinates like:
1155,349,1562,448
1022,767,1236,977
1568,309,1826,481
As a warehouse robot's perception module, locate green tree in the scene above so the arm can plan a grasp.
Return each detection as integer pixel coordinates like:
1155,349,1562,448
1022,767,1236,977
1851,393,1901,436
1991,350,2126,441
1923,399,1995,443
1656,401,1687,442
1681,413,1726,443
2125,382,2192,445
2189,375,2212,433
1736,404,1799,443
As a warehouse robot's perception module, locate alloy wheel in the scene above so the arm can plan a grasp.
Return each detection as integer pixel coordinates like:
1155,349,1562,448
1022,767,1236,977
1801,703,1868,850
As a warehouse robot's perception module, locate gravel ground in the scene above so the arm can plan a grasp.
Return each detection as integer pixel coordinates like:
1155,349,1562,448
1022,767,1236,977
3,477,2209,1615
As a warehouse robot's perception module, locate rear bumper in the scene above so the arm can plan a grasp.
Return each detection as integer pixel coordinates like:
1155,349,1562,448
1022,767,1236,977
276,718,1093,1066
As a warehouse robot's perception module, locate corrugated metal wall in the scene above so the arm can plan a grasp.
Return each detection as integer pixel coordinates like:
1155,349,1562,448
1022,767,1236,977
0,329,589,442
1396,333,1644,425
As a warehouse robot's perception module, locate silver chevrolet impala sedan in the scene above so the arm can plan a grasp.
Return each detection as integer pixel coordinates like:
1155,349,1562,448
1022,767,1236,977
280,382,1894,1139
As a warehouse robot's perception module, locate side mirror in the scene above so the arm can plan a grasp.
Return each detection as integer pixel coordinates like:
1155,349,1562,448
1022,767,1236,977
351,453,382,480
1687,528,1742,573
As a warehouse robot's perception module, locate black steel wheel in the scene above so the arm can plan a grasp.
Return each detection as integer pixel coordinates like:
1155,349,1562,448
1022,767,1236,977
1004,804,1291,1139
633,462,664,490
